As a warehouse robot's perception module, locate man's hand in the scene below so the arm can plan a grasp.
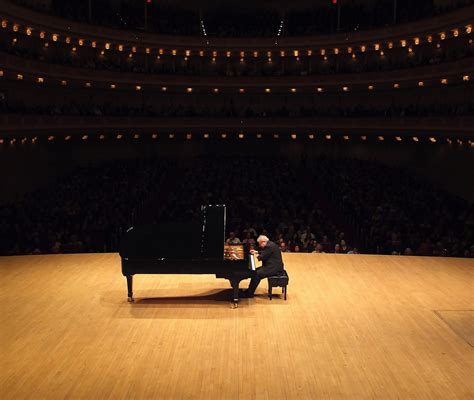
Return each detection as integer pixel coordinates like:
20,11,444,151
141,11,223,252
250,249,258,255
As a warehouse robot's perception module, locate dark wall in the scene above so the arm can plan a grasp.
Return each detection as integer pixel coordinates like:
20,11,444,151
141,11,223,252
1,139,473,203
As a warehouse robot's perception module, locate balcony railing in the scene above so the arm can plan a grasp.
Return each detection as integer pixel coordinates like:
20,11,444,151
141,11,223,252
1,115,472,137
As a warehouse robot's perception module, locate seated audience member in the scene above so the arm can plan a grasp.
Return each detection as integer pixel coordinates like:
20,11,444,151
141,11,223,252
305,239,316,253
340,240,348,253
280,242,291,252
313,244,325,253
320,235,332,252
226,232,241,244
242,232,256,248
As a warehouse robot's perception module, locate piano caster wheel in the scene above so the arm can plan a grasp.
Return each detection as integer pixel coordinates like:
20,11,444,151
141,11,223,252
232,302,239,309
128,297,135,303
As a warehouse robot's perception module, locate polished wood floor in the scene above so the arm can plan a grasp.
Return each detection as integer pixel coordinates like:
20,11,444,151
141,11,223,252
0,253,473,400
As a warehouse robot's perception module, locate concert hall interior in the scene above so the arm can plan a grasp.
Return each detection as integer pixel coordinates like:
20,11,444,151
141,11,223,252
0,0,473,399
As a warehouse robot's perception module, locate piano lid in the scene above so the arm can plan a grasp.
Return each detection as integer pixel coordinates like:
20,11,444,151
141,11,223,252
120,205,226,260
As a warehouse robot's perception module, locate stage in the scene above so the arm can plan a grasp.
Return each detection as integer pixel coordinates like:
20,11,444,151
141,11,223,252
0,253,473,399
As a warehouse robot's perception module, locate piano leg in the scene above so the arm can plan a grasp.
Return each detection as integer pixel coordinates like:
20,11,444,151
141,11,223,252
230,279,240,308
126,275,134,302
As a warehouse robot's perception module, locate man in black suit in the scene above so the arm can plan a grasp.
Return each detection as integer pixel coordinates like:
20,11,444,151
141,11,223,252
243,235,284,297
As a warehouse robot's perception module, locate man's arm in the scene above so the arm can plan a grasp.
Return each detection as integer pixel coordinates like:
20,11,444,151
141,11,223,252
257,246,272,262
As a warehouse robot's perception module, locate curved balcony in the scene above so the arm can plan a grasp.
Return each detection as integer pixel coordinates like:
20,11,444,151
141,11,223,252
0,52,472,92
1,2,472,54
1,115,472,139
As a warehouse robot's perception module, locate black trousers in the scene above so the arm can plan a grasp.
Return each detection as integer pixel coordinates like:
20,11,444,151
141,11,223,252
247,267,281,295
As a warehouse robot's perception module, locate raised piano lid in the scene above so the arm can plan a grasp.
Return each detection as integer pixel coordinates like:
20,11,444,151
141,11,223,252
120,223,203,259
120,205,227,261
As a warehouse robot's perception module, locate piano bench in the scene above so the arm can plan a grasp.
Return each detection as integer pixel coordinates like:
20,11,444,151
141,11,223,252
267,270,289,300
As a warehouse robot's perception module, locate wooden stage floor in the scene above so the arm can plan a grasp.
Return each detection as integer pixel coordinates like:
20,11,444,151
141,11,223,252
0,253,473,400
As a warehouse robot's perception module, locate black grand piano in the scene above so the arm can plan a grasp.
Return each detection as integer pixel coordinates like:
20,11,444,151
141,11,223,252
119,205,256,306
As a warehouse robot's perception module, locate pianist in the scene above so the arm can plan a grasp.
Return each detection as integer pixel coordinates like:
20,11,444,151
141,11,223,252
243,235,284,298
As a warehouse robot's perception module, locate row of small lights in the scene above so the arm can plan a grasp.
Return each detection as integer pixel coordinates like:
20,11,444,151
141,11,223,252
2,18,472,60
2,69,470,92
2,135,472,145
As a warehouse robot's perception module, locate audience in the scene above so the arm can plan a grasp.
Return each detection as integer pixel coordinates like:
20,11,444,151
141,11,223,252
311,156,474,257
0,158,171,255
3,100,472,118
0,155,472,258
2,36,471,78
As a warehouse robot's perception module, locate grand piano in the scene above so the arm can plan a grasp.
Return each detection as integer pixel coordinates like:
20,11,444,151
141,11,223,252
119,205,256,306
